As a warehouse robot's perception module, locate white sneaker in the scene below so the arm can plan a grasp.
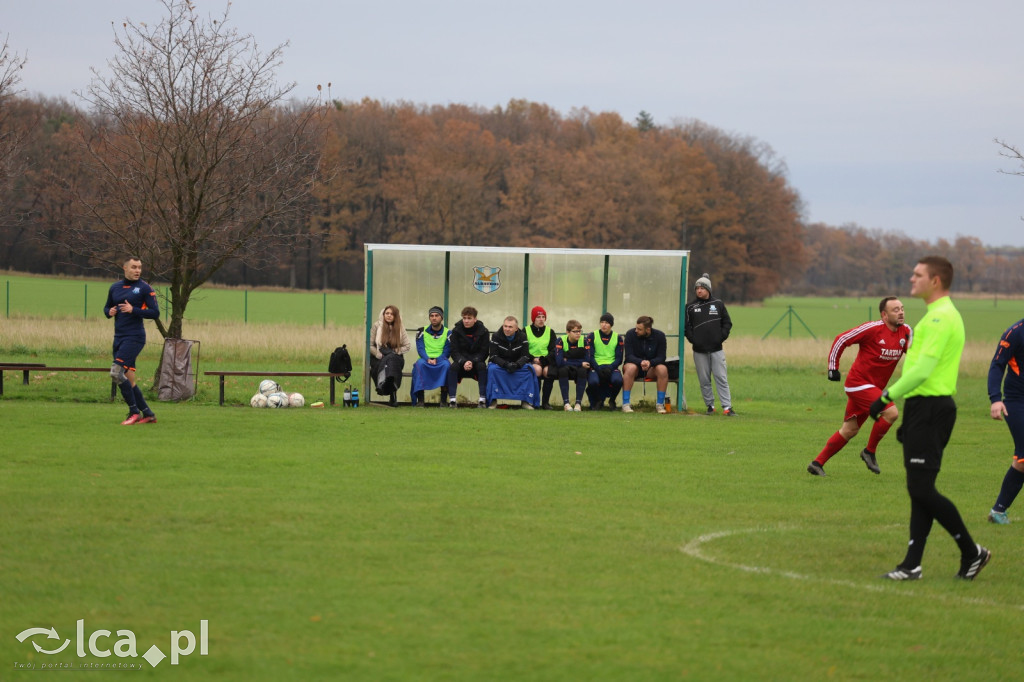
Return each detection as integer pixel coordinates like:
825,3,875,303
522,402,534,410
573,403,582,412
564,403,573,411
656,403,666,414
621,404,634,413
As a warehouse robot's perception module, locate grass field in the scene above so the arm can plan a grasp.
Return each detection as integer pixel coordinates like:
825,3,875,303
1,379,1020,680
3,274,1023,679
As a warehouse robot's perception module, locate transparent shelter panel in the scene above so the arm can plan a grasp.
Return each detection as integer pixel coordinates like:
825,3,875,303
369,249,447,328
525,253,607,333
607,254,684,336
446,251,525,332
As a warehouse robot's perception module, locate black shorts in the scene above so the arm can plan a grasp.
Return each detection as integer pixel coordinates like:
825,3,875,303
901,396,957,471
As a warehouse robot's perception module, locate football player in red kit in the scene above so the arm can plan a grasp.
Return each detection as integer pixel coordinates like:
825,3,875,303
808,297,912,476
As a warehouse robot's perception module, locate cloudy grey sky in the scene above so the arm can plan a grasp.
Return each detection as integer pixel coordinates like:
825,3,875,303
4,0,1024,246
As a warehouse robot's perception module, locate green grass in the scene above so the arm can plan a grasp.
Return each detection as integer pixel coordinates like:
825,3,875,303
1,373,1019,680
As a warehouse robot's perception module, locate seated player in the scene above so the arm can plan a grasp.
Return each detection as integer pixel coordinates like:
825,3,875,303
621,315,669,413
586,312,624,410
446,306,489,408
486,316,539,409
525,306,557,409
555,319,591,411
410,306,450,407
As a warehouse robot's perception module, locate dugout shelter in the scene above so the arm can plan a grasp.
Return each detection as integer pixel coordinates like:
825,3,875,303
363,244,690,409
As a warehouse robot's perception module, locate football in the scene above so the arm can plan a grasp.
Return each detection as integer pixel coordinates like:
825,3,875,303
288,392,305,408
250,392,268,408
266,392,289,408
259,379,281,396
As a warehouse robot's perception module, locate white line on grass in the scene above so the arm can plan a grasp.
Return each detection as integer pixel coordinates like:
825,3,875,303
680,526,1022,611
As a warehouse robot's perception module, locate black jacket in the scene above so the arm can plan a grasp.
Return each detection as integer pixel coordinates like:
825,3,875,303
684,296,732,353
623,328,667,366
488,329,531,371
449,320,489,367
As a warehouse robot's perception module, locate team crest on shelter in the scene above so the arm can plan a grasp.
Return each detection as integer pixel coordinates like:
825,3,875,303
473,266,501,294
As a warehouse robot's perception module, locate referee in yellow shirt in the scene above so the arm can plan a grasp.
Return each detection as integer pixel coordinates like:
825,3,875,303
870,256,991,581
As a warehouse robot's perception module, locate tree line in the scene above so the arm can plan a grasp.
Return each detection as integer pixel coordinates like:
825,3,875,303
2,47,1021,303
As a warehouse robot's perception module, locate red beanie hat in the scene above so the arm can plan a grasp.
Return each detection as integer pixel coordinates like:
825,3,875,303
531,306,547,323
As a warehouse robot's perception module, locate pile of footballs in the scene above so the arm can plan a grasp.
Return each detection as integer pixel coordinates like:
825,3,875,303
250,379,305,408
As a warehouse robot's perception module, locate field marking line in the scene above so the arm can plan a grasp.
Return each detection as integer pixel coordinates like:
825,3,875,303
680,526,1023,611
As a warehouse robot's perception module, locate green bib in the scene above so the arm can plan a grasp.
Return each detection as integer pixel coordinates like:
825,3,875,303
422,326,447,359
593,330,618,365
526,325,552,357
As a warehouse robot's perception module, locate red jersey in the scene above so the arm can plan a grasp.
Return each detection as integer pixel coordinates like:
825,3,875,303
827,320,912,393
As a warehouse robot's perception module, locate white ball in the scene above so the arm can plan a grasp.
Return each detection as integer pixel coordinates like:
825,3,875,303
250,392,268,408
259,379,280,396
266,392,289,408
288,392,305,408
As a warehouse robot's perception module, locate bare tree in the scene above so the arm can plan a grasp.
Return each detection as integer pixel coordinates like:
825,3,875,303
0,35,29,205
63,0,324,341
996,138,1024,177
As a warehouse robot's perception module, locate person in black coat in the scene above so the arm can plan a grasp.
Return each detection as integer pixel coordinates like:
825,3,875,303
446,306,489,407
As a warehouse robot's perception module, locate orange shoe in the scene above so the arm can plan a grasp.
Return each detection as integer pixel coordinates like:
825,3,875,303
121,412,142,425
137,414,157,424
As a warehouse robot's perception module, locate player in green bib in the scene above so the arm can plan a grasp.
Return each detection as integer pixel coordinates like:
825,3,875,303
526,306,557,408
411,306,450,406
871,256,991,581
586,312,624,409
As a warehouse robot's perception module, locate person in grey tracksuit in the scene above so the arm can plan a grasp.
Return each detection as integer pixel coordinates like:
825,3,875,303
684,273,736,416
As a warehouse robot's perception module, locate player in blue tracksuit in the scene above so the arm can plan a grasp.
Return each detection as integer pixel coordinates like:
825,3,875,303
986,318,1024,523
104,256,160,425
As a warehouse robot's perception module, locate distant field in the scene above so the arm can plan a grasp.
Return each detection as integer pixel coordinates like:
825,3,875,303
0,272,364,327
3,271,1022,343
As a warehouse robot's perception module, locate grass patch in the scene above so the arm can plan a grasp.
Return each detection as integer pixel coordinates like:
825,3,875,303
1,396,1018,680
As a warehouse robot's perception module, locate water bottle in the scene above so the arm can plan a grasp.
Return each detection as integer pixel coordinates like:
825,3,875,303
343,386,352,407
665,395,672,413
352,388,359,408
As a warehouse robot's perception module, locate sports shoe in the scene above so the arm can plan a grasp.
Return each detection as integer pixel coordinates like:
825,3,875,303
121,412,142,426
564,402,573,412
447,400,457,409
860,448,880,474
723,407,736,417
881,566,922,581
655,403,666,414
573,403,582,412
807,461,826,477
621,404,634,413
488,402,497,409
478,399,488,409
522,402,534,410
988,510,1010,525
608,400,617,410
956,545,991,580
137,414,157,424
705,406,715,415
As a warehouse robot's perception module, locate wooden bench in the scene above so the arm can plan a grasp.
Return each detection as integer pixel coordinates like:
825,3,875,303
0,365,118,400
0,362,46,388
204,371,352,406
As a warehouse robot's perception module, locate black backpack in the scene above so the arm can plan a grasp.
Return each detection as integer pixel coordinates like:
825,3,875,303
328,345,352,382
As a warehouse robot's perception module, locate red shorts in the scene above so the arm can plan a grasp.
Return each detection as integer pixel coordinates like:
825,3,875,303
844,386,891,426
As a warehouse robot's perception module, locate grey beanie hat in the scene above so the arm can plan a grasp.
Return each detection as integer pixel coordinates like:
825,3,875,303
695,273,712,294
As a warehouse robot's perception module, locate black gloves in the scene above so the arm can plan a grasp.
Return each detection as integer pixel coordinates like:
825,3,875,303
869,391,891,421
828,369,840,382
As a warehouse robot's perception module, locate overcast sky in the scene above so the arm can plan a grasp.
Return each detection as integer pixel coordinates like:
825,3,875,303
4,0,1024,247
